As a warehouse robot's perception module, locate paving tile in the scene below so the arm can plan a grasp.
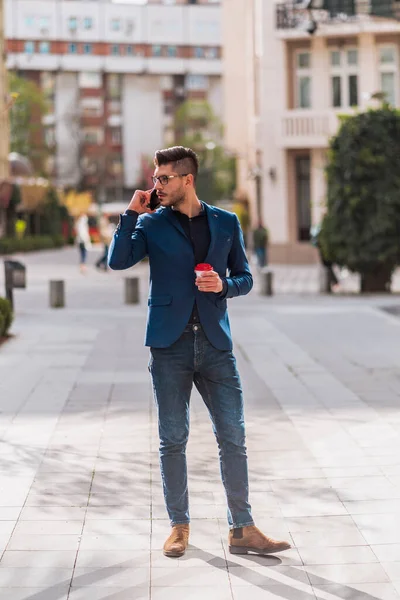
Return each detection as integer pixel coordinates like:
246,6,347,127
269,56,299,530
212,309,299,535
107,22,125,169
152,588,233,600
83,519,151,535
372,546,400,562
79,534,150,551
13,520,83,536
313,583,400,599
7,534,81,551
298,546,378,565
232,584,317,599
0,550,77,568
0,587,69,600
305,563,389,584
75,550,150,569
0,567,72,587
228,565,309,586
72,566,149,586
70,587,149,600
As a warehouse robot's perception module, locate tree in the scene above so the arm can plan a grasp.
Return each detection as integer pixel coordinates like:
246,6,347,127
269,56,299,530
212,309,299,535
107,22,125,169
9,73,49,175
320,107,400,292
173,100,236,204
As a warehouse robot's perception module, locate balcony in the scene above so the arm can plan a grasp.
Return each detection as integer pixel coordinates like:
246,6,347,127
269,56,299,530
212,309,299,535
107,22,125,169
278,110,353,148
276,1,400,31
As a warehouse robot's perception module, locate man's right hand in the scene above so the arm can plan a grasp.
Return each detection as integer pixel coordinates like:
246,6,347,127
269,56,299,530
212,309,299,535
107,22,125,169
126,189,155,215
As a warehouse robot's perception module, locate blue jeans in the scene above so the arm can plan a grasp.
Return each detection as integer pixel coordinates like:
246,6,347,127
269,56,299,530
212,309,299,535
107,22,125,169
149,324,254,529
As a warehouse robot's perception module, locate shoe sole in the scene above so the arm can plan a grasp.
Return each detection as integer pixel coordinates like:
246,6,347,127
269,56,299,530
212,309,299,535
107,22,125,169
163,549,186,558
229,544,291,555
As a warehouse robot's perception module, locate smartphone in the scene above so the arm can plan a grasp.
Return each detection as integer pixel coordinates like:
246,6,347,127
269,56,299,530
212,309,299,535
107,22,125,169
148,189,160,211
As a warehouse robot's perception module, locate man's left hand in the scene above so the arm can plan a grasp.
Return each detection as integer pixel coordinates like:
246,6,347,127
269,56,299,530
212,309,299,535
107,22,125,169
195,271,223,294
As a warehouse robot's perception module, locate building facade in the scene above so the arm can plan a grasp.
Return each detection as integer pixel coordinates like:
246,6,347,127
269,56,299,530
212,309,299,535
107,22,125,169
5,0,222,200
223,0,400,263
0,0,9,181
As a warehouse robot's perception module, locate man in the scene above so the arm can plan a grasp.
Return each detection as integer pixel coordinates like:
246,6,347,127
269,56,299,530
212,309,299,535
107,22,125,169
253,221,269,269
109,146,291,558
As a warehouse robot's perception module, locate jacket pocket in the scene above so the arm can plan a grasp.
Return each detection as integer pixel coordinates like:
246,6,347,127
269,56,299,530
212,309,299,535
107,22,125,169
148,294,172,307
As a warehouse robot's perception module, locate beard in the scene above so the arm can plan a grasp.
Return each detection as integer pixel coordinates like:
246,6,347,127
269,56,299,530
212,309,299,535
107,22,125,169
160,190,186,209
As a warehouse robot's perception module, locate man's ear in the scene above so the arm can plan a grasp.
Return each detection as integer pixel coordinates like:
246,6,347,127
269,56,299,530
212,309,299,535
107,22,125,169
186,174,195,187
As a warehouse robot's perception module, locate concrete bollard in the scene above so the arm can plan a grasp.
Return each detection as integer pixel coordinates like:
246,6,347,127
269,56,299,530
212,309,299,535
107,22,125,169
50,280,65,308
125,277,139,304
260,269,273,296
318,265,331,294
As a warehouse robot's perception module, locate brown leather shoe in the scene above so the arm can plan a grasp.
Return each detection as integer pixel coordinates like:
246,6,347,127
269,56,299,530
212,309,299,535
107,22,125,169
163,524,190,558
229,525,291,555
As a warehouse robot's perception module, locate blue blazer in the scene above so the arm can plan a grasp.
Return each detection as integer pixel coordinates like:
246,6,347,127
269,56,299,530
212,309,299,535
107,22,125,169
108,202,253,351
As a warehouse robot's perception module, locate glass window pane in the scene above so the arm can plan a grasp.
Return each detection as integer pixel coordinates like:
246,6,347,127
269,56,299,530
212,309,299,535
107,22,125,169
349,75,358,106
347,49,358,66
330,50,341,67
381,72,396,105
380,47,396,64
39,42,50,54
297,52,310,69
298,76,311,108
332,76,342,108
24,41,34,54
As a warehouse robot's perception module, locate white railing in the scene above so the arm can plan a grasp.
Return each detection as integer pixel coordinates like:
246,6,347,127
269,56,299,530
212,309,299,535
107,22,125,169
279,110,349,147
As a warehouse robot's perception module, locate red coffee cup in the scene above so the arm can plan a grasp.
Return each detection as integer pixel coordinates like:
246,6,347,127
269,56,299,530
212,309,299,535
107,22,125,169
195,263,213,278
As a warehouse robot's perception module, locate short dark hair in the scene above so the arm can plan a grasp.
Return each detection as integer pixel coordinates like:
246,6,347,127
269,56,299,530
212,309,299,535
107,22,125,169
154,146,199,181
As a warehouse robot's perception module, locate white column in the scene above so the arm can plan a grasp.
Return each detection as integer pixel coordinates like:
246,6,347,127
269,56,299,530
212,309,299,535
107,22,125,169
311,148,327,227
122,75,163,188
311,36,329,110
359,33,378,110
55,72,80,187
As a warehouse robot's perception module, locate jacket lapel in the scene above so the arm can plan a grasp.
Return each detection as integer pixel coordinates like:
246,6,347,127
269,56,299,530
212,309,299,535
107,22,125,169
161,206,188,240
204,203,219,263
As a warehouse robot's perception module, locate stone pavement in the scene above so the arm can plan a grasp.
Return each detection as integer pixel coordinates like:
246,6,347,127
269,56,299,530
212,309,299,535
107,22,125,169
1,246,400,599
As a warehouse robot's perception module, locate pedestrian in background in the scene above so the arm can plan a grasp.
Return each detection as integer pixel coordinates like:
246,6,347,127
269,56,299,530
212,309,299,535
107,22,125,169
75,212,91,274
253,221,269,269
96,214,114,271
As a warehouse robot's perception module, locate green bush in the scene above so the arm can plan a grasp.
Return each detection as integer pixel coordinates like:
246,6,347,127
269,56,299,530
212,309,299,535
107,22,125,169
0,235,64,255
0,297,13,337
321,107,400,293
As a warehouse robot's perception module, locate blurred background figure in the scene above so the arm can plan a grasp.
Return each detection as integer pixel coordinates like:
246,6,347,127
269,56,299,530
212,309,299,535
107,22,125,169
253,221,269,269
310,223,339,292
15,216,26,240
75,212,91,274
95,214,115,272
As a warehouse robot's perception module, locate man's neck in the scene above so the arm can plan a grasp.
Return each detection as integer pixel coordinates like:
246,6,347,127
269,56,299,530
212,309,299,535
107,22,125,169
173,196,202,218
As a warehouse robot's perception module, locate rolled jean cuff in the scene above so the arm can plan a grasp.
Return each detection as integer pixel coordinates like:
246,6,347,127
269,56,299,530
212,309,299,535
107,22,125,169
229,520,255,530
171,520,190,526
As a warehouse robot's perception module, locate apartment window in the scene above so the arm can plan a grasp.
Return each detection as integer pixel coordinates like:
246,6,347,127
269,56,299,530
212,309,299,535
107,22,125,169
39,41,50,54
83,128,103,145
295,156,311,242
68,43,77,54
81,97,103,117
126,45,133,56
110,128,122,145
167,46,177,58
68,17,77,31
110,157,123,176
111,19,121,31
41,72,55,99
111,45,120,56
204,47,218,59
44,127,55,147
186,74,208,91
24,41,35,54
295,51,311,109
194,46,205,58
39,16,50,29
84,17,93,30
78,71,102,89
83,44,92,55
152,45,162,57
379,45,398,106
330,48,358,108
25,16,34,27
108,100,122,115
107,74,122,99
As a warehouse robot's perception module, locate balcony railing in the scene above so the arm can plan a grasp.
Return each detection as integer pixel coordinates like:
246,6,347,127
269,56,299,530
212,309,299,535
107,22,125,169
276,0,400,30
